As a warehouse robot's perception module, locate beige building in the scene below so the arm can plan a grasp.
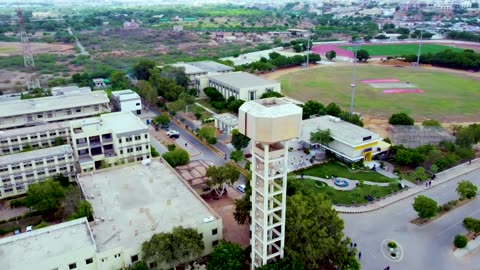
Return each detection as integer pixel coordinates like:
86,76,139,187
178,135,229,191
0,145,75,199
208,72,281,101
0,91,111,130
0,121,71,156
70,112,150,172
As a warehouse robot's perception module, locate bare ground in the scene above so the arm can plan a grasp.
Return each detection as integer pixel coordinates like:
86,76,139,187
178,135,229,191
0,42,75,56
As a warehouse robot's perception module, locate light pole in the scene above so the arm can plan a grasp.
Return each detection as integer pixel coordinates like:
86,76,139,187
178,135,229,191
416,24,424,68
305,38,310,68
185,103,194,116
349,41,361,116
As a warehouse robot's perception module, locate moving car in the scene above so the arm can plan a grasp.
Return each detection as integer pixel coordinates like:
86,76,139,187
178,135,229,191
236,184,246,193
166,130,180,139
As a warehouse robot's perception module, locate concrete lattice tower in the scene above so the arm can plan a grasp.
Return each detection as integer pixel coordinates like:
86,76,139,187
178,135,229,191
238,98,302,269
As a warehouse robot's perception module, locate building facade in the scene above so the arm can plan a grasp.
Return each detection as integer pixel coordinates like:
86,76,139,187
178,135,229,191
213,113,239,135
0,91,111,130
0,145,75,199
0,122,71,156
70,112,150,172
207,72,281,101
111,90,142,115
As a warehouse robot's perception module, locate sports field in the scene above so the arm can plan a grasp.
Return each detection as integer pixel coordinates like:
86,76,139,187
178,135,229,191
339,43,463,56
279,65,480,121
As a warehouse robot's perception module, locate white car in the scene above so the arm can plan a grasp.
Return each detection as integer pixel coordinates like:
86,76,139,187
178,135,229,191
166,130,180,138
26,226,33,232
236,184,246,193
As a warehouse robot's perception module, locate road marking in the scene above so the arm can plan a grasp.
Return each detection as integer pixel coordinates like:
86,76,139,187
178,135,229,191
436,208,480,236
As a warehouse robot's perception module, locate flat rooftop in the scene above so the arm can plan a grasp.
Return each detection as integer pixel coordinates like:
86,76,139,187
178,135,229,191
208,72,279,89
51,86,92,96
0,91,109,118
169,63,206,75
0,144,73,166
189,60,234,73
240,98,302,119
70,111,148,136
301,116,381,146
78,160,218,252
214,113,239,126
0,218,95,270
0,121,70,138
111,89,140,100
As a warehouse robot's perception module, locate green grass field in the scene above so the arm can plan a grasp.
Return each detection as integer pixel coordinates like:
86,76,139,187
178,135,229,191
301,162,393,183
339,43,464,56
280,65,480,121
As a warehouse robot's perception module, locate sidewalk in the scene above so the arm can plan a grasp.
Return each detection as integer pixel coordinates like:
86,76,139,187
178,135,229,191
335,158,480,214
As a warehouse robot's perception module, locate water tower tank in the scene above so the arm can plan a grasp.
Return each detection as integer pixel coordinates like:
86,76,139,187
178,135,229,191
238,98,302,142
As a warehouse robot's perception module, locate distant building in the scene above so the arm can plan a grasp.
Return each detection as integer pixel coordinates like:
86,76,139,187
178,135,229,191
300,116,390,163
123,19,139,30
0,145,75,199
70,112,150,172
207,72,281,101
213,113,239,135
0,91,111,130
51,86,92,96
92,78,107,89
173,25,184,31
287,28,310,37
111,90,142,115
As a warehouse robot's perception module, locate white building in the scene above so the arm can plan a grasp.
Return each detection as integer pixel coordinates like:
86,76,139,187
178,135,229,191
0,121,71,155
213,113,239,135
300,116,390,163
0,145,75,199
207,72,281,101
92,79,107,89
70,112,150,172
111,90,142,115
51,86,92,96
0,91,111,130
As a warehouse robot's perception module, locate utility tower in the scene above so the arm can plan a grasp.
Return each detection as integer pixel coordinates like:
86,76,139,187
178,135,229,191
17,7,41,91
238,98,303,269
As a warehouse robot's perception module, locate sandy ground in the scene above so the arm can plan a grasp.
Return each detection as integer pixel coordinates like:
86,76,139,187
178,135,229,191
0,42,75,56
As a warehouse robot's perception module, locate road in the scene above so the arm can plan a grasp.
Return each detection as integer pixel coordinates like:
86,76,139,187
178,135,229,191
67,27,89,56
342,168,480,270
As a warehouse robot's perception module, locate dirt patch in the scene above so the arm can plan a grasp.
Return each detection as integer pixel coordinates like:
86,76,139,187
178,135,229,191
0,41,74,56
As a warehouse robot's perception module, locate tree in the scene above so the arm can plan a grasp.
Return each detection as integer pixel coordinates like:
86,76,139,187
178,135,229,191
207,241,245,270
142,226,204,270
326,102,342,117
257,257,306,270
167,100,187,113
231,129,251,150
137,80,158,107
198,127,216,144
356,49,370,62
230,150,244,162
259,91,283,99
130,261,148,270
52,173,70,187
422,119,441,127
285,191,359,270
204,87,225,102
110,70,131,90
456,180,478,199
160,65,189,88
54,137,64,146
70,200,93,221
454,234,468,248
325,50,336,61
133,59,156,81
310,129,333,146
178,92,195,106
162,148,190,167
227,99,245,113
154,114,170,126
463,217,480,236
389,112,415,125
302,100,325,119
206,163,240,197
26,180,65,212
412,195,438,218
293,44,303,52
307,53,321,63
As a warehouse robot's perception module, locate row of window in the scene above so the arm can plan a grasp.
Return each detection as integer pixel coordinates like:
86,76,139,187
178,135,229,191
0,131,68,145
119,145,149,155
1,167,72,182
119,134,148,144
0,157,72,173
56,254,139,270
26,106,100,123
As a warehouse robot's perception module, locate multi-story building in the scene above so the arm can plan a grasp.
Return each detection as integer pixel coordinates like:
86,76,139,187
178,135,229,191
70,112,150,172
111,90,142,115
207,72,281,101
0,91,111,130
0,122,71,156
0,160,223,270
51,85,92,96
0,145,75,199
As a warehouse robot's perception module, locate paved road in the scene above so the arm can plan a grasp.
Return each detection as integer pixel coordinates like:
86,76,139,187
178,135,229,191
342,168,480,270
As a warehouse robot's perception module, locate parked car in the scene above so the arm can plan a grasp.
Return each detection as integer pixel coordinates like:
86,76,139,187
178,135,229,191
26,226,33,232
14,229,21,235
236,184,246,193
166,130,180,139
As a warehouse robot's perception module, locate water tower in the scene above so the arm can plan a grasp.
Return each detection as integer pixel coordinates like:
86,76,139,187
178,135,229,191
238,98,303,269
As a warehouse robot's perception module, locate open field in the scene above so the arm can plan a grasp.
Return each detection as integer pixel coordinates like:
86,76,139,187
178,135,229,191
280,65,480,122
340,43,464,56
0,42,74,56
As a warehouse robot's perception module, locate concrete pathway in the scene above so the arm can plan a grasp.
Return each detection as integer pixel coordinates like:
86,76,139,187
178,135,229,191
335,158,480,213
297,175,390,191
195,101,218,115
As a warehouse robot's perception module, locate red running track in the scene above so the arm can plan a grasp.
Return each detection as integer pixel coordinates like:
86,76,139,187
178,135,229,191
311,44,354,58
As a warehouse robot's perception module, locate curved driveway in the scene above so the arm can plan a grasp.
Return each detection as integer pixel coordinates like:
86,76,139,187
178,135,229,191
342,168,480,270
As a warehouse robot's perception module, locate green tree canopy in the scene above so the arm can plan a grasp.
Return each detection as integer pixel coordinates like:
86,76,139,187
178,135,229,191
302,100,325,119
207,240,245,270
257,257,306,270
259,91,284,99
110,70,131,90
231,129,251,150
142,226,204,270
456,180,478,199
137,80,158,107
422,119,441,127
310,129,333,146
133,59,156,81
230,150,244,162
162,148,190,168
325,50,336,60
206,163,240,197
154,114,170,126
463,217,480,235
69,200,93,221
26,179,65,212
233,175,252,225
389,112,415,125
326,102,342,117
412,195,438,218
356,49,370,62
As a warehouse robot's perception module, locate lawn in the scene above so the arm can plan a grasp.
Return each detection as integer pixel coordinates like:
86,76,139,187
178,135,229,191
296,178,402,205
339,43,464,56
280,65,480,121
301,162,394,183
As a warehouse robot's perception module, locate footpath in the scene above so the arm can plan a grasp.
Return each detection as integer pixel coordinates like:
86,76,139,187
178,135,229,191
335,158,480,214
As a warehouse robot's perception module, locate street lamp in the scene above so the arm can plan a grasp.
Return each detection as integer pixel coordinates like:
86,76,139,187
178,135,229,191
185,103,195,116
305,38,311,68
416,24,424,68
349,41,361,116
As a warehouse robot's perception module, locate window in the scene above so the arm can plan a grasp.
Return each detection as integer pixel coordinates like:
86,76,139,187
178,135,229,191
126,138,132,142
85,258,93,264
49,132,57,136
249,91,256,101
37,114,43,119
49,168,57,174
21,137,28,141
114,253,121,258
146,145,149,149
362,136,372,141
2,149,10,154
40,134,47,138
68,263,77,269
212,228,218,235
101,257,108,262
94,106,99,111
66,110,72,115
134,136,141,140
131,255,139,263
118,139,122,143
75,108,81,113
212,240,219,247
145,134,148,139
120,150,123,155
127,148,133,153
136,103,140,106
47,112,53,118
0,140,7,144
26,115,33,122
149,262,158,268
31,135,37,139
11,138,18,142
136,146,142,151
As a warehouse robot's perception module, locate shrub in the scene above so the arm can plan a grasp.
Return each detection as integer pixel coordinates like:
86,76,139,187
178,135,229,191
10,198,27,208
454,234,468,248
167,144,176,151
412,195,438,218
387,241,397,248
207,137,218,145
439,203,453,212
150,146,160,158
245,161,251,171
